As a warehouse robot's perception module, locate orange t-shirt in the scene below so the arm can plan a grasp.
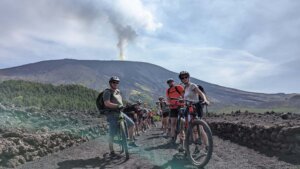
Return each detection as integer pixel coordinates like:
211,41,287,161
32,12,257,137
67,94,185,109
166,85,184,109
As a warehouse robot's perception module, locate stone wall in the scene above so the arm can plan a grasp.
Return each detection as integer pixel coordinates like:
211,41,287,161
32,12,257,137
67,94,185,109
206,111,300,157
0,123,108,168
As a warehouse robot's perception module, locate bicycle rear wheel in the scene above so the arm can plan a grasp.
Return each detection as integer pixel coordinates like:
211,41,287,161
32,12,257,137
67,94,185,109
120,121,129,159
185,119,213,167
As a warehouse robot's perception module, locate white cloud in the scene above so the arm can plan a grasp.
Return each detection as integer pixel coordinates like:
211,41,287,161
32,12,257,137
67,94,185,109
115,0,162,31
130,42,276,89
0,0,299,93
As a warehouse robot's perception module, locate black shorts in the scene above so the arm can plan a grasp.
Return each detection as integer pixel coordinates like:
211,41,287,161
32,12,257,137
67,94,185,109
195,103,204,118
170,108,180,118
162,111,169,118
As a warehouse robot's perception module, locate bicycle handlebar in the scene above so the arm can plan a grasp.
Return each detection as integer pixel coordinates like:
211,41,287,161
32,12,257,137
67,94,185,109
169,97,208,106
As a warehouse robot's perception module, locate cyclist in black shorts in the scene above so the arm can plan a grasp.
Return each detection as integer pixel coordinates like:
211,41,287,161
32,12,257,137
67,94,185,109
158,96,170,136
166,78,184,142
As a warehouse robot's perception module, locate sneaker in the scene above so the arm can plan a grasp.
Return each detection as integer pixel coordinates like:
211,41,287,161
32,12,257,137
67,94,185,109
178,144,185,152
195,138,202,145
128,142,139,147
204,146,209,153
193,146,200,154
110,151,116,157
170,137,177,144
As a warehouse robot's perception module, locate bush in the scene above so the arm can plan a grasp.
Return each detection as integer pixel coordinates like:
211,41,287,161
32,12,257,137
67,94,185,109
153,115,160,122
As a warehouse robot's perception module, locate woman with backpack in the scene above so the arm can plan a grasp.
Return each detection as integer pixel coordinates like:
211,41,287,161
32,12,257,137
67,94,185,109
178,71,209,117
178,71,210,152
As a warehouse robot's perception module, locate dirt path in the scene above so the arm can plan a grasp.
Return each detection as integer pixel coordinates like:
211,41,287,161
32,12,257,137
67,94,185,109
16,126,299,169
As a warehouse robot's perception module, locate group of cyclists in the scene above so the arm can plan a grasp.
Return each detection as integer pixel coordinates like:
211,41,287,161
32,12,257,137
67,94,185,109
157,71,210,150
100,70,209,157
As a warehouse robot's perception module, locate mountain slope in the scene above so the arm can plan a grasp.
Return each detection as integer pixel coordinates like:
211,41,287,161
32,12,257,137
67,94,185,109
0,59,298,110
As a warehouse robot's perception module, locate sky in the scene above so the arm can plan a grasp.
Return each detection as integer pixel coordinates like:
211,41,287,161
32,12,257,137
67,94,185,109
0,0,299,93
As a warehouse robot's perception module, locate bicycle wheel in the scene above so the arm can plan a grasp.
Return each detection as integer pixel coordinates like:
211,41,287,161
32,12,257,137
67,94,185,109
185,119,213,167
175,108,186,142
120,121,129,159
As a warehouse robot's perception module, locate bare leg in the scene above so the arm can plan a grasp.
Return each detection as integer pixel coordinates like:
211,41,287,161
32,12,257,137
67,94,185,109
171,117,177,138
128,126,134,140
109,135,114,152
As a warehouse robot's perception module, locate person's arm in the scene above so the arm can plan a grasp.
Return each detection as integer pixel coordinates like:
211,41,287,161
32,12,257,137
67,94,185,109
166,89,171,104
158,102,162,112
178,85,185,97
103,90,122,109
195,87,210,104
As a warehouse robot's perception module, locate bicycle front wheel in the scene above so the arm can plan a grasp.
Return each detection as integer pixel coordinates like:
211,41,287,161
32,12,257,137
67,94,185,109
185,119,213,167
120,121,129,159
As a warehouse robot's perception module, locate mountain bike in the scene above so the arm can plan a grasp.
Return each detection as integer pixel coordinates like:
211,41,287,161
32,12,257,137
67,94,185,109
172,98,213,168
115,112,129,159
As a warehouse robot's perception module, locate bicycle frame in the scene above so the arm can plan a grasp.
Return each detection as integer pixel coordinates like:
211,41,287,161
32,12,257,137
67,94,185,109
114,112,129,159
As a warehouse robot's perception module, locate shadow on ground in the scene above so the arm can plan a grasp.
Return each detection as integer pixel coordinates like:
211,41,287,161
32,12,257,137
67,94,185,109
144,142,176,151
57,153,128,169
146,136,165,140
151,153,197,169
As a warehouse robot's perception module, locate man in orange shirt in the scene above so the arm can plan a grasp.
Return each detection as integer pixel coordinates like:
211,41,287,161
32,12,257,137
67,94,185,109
166,78,184,143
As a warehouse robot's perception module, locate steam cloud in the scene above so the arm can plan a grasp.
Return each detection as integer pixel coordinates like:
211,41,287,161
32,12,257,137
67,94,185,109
115,25,137,60
0,0,161,60
54,0,154,60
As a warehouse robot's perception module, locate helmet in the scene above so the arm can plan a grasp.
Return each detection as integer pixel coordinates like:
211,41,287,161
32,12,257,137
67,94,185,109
178,71,190,79
109,76,120,83
136,100,142,105
166,78,174,84
158,96,164,100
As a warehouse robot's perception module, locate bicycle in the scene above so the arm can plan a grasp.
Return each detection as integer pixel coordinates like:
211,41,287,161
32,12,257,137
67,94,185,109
100,109,130,160
172,98,213,168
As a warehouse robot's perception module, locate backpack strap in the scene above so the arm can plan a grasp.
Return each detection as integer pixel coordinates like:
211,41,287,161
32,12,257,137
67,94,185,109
103,88,114,107
174,86,181,95
167,85,181,96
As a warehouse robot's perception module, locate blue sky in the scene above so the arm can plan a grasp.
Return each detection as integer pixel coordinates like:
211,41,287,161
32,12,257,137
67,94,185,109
0,0,299,93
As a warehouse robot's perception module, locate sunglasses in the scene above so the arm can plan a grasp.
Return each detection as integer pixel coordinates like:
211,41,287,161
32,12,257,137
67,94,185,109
180,76,189,80
111,81,119,84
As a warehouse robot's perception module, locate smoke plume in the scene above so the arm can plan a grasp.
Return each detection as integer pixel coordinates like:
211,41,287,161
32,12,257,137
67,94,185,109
115,25,137,60
1,0,160,60
58,0,139,60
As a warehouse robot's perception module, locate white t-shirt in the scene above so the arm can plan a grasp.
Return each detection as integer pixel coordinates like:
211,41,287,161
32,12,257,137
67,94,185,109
184,83,199,102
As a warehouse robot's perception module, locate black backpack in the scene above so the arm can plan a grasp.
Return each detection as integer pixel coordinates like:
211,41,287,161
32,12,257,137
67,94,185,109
96,89,110,114
197,85,206,101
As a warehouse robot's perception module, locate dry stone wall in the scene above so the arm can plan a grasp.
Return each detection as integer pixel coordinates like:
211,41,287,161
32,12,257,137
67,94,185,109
0,123,108,168
206,111,300,157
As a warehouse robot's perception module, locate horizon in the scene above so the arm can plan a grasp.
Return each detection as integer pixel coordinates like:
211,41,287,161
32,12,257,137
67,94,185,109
0,0,300,93
0,58,298,95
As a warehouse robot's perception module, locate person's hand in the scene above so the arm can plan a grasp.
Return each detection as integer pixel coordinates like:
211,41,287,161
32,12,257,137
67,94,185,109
117,104,124,109
202,100,210,105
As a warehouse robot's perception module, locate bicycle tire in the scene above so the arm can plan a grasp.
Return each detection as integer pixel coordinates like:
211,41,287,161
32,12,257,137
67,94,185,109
175,108,186,144
120,121,129,159
185,119,213,167
174,116,180,142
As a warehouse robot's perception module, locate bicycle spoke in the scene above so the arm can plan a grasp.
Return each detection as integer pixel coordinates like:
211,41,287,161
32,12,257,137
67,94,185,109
185,120,213,167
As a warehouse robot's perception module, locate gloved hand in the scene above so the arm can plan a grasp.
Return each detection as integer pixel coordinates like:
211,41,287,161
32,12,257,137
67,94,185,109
117,104,124,109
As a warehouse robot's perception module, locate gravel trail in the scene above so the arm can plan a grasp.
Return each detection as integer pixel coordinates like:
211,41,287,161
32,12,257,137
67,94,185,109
16,126,299,169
